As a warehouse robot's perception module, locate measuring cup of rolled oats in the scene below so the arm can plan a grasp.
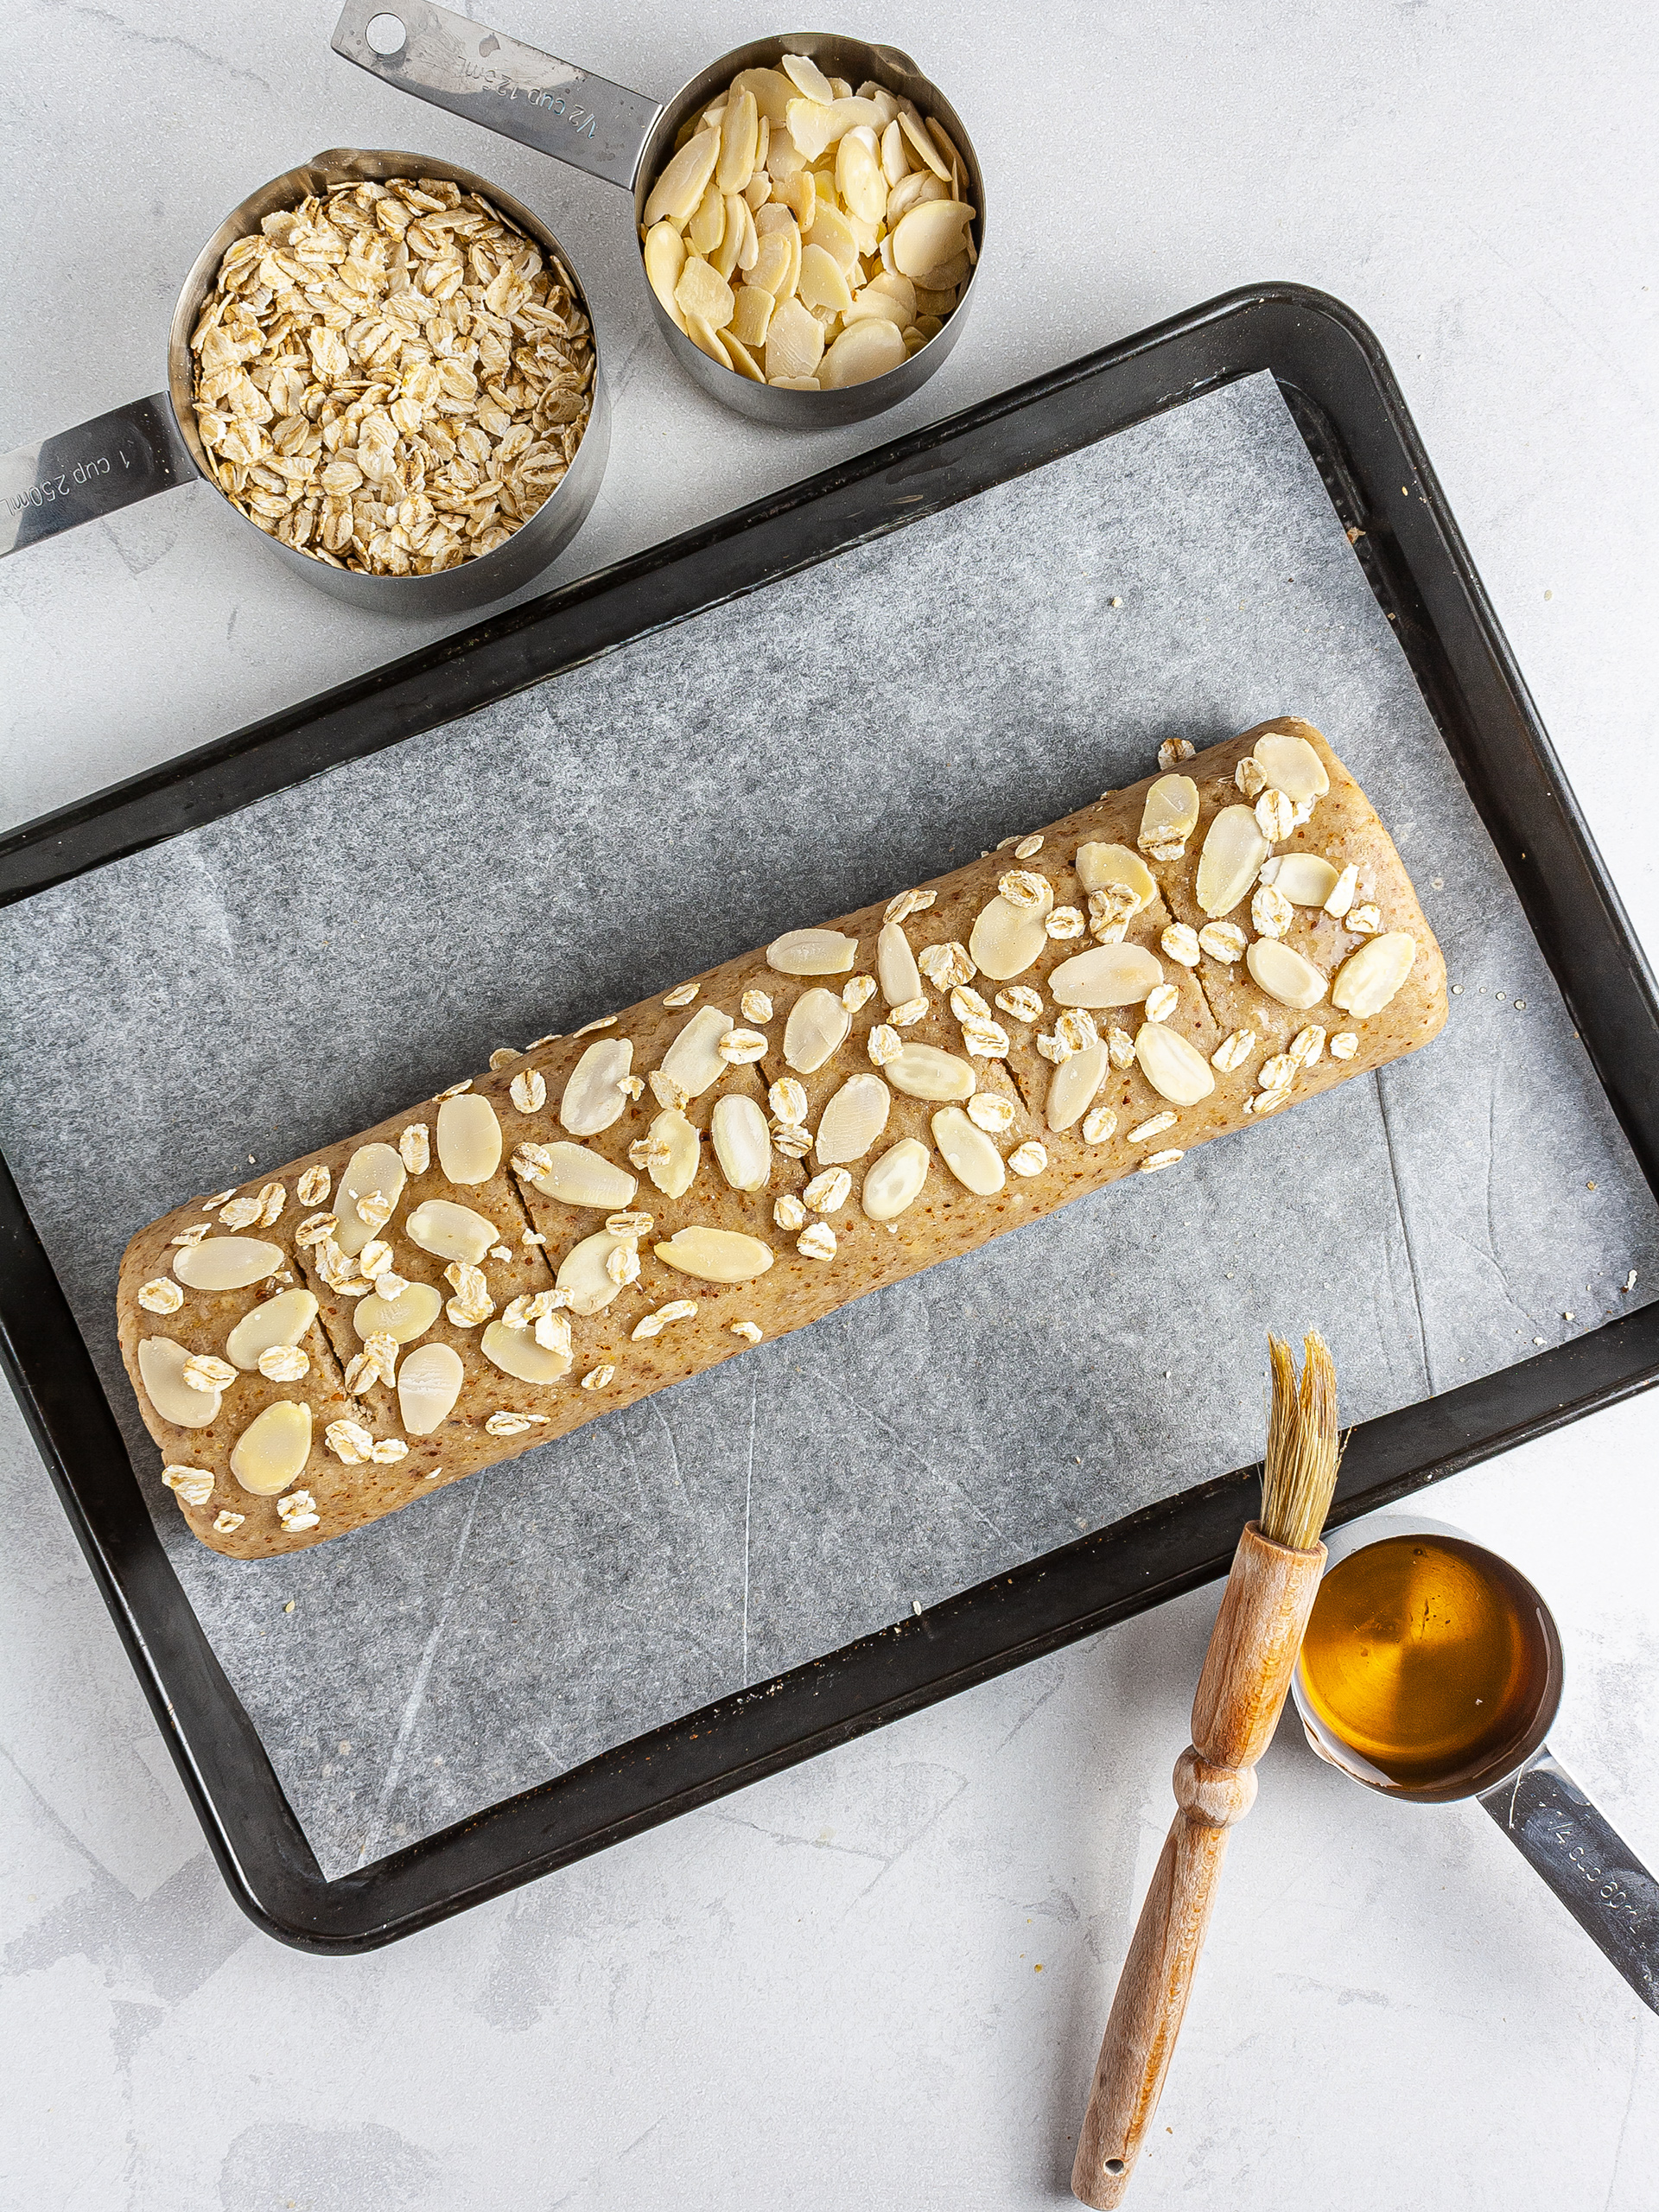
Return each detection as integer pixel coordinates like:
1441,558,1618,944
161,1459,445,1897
0,149,607,613
332,3,985,424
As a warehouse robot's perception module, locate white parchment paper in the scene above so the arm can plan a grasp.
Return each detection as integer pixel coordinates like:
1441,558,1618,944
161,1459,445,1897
2,373,1653,1879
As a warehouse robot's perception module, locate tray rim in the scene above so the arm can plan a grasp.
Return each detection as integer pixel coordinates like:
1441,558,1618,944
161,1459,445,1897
3,280,1656,1951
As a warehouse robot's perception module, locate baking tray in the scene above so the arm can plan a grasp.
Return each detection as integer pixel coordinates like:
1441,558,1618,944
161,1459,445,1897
3,283,1656,1952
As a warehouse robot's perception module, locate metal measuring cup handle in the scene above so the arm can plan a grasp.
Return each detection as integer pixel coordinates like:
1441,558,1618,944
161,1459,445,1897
1,396,193,557
1480,1748,1659,2014
331,0,664,190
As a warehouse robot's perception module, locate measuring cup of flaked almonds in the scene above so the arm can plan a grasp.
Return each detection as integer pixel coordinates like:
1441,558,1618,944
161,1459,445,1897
1292,1514,1659,2013
332,2,985,423
0,148,608,613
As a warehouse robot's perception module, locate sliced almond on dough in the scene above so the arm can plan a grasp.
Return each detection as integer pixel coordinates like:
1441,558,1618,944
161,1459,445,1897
225,1288,319,1372
815,1073,892,1164
886,1043,976,1101
769,927,858,974
784,987,852,1072
1074,842,1157,909
653,1227,776,1282
861,1136,931,1221
642,1108,700,1198
1135,1023,1217,1107
173,1236,284,1290
1253,729,1330,802
354,1281,442,1344
1195,805,1271,917
969,895,1049,979
482,1319,571,1384
436,1092,501,1185
137,1336,221,1427
931,1106,1005,1195
230,1402,312,1497
514,1143,638,1211
1332,931,1418,1017
877,919,922,1006
1246,938,1329,1010
1273,854,1342,907
556,1230,634,1316
397,1343,465,1434
405,1198,499,1263
660,1004,736,1097
1138,775,1199,855
711,1095,772,1192
1046,1041,1109,1131
1048,943,1164,1007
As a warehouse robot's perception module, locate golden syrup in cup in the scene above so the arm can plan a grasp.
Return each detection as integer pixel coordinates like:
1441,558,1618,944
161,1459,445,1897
1295,1535,1558,1797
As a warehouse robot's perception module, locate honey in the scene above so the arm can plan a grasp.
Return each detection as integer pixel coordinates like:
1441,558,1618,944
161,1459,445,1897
1295,1535,1556,1795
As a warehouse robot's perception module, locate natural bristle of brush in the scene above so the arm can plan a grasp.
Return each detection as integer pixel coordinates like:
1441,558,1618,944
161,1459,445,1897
1260,1331,1342,1551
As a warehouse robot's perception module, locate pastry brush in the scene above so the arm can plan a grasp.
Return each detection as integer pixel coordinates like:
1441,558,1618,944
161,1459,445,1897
1071,1332,1342,2207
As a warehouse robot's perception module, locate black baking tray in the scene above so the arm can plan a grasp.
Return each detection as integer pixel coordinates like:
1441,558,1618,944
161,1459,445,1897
3,283,1657,1953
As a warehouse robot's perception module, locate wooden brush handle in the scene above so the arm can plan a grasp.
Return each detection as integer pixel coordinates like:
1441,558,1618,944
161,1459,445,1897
1071,1524,1326,2209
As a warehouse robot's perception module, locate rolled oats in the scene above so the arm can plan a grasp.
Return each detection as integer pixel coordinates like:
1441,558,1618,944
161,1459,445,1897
1198,921,1247,963
1329,1031,1359,1060
1045,906,1085,939
193,177,594,579
729,1319,764,1344
258,1344,310,1382
1007,1141,1047,1176
884,888,937,926
510,1068,547,1113
1161,923,1201,968
137,1277,185,1314
1139,1149,1184,1172
213,1510,245,1535
399,1123,430,1174
798,1222,837,1261
741,988,774,1023
1211,1028,1256,1074
162,1465,215,1507
966,1092,1015,1134
663,982,700,1007
581,1363,616,1390
1128,1112,1177,1142
1081,1104,1118,1144
296,1164,331,1205
917,942,975,989
995,986,1043,1021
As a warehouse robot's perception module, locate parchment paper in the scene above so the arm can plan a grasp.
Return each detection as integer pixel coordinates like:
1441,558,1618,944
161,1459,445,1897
2,373,1653,1880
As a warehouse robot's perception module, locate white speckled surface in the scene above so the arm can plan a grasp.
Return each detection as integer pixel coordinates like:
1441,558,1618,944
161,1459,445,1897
3,2,1656,2206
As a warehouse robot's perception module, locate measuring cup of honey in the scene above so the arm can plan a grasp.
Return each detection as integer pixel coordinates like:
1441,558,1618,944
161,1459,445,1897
1291,1524,1659,2012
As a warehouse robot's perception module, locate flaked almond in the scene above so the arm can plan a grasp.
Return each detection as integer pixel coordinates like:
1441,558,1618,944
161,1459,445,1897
877,920,923,1007
561,1037,634,1136
711,1094,772,1192
1046,1041,1109,1131
1274,855,1342,907
861,1137,930,1222
1138,775,1198,856
225,1288,319,1371
969,895,1048,980
661,1004,737,1097
481,1319,571,1384
1253,728,1329,802
931,1105,1005,1195
406,1198,499,1263
784,987,851,1072
351,1281,440,1344
230,1402,312,1497
514,1142,638,1212
1195,806,1270,917
815,1072,892,1164
885,1042,976,1101
768,927,858,975
173,1236,284,1291
653,1226,776,1282
640,1108,701,1198
1075,842,1157,912
1323,863,1359,919
556,1230,635,1316
1246,938,1328,1010
1332,931,1417,1017
1048,943,1164,1008
436,1092,502,1185
137,1337,220,1426
1135,1022,1217,1107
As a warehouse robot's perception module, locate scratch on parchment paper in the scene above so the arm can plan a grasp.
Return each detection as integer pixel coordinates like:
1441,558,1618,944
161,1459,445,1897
356,1482,484,1866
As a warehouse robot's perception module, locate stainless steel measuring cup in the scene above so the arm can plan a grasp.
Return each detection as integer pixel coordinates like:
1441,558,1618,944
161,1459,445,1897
1291,1519,1659,2012
0,148,608,615
331,2,985,424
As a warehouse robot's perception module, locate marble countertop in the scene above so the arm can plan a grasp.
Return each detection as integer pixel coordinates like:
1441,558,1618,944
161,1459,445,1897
3,2,1656,2205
